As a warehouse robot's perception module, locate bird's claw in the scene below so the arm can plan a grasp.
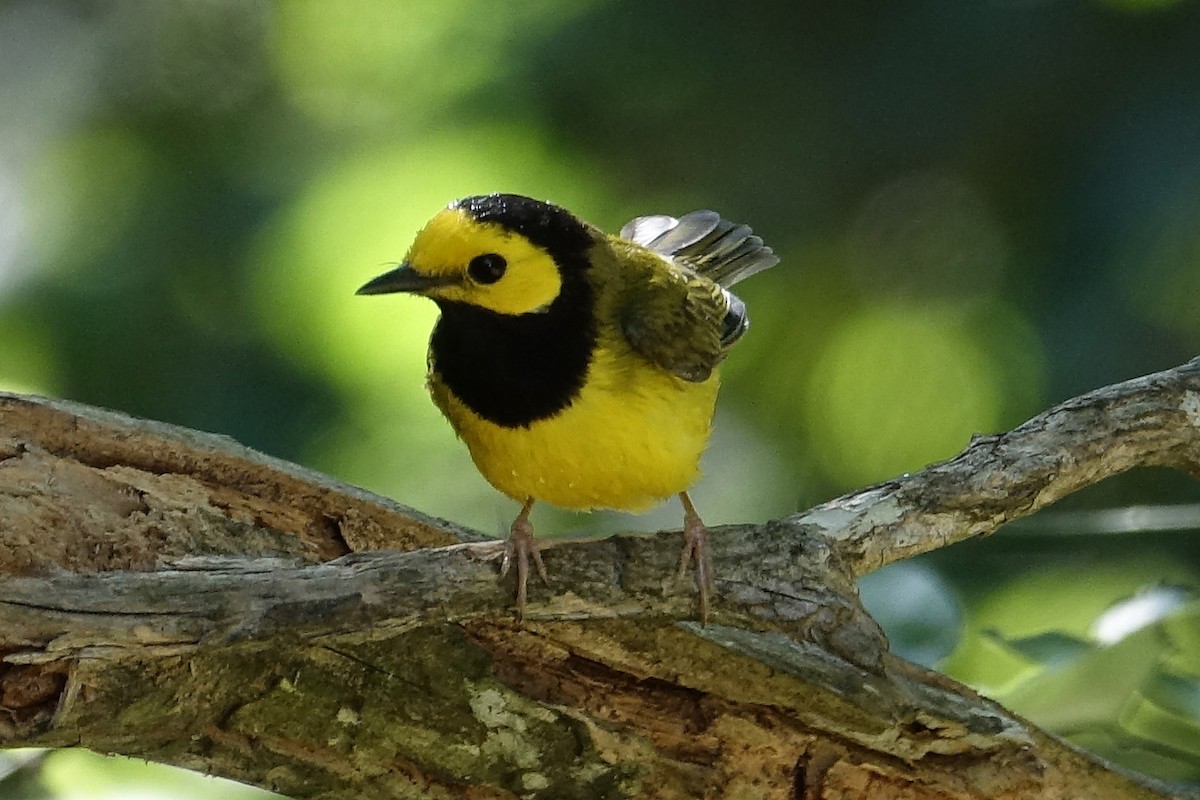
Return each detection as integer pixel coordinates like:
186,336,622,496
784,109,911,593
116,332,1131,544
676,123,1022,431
501,501,545,620
678,494,714,625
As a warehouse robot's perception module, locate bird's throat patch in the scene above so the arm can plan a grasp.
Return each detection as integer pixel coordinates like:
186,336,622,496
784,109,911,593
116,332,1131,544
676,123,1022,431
429,283,596,428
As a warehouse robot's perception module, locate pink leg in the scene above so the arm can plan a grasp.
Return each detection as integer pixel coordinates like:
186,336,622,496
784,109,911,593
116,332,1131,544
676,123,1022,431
677,491,714,624
500,498,546,620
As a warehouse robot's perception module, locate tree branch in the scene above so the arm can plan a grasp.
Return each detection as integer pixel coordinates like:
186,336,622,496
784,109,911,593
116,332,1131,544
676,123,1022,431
800,354,1200,575
2,357,1199,799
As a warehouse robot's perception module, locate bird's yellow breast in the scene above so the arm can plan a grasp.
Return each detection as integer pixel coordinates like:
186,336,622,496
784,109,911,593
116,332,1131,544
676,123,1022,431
429,332,720,512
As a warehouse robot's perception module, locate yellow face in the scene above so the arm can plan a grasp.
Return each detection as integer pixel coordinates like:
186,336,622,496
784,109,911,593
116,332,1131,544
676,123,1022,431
403,207,563,315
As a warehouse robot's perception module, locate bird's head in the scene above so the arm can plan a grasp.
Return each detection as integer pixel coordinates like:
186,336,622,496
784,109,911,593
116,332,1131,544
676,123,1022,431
356,194,593,316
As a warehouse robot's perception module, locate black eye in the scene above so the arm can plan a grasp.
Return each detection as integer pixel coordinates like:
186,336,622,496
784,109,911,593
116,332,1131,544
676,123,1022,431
467,253,507,284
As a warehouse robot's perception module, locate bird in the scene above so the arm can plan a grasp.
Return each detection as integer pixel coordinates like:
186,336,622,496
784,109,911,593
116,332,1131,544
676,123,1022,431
356,193,779,622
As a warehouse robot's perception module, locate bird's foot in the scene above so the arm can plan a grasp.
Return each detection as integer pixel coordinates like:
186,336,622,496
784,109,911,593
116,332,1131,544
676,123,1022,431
500,498,545,620
677,492,714,624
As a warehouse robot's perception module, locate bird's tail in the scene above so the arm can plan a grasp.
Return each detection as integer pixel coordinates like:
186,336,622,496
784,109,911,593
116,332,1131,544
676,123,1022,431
619,209,780,288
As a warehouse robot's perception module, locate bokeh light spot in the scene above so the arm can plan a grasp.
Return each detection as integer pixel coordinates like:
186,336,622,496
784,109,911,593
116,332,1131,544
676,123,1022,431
804,304,1001,487
40,749,273,800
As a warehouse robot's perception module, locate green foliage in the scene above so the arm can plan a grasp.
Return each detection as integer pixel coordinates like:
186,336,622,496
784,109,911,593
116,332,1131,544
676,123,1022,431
943,562,1200,783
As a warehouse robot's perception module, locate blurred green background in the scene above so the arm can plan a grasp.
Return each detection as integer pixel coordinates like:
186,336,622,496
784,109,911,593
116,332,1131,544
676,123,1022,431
3,0,1200,795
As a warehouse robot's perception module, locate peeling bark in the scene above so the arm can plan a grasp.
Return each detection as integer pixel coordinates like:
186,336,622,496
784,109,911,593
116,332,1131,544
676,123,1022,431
2,357,1199,799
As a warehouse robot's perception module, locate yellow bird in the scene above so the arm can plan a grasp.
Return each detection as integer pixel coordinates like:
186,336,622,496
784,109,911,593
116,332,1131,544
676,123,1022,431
357,194,778,621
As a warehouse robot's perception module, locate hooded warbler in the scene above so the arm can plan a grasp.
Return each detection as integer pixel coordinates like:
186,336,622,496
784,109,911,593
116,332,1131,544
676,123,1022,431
357,193,779,621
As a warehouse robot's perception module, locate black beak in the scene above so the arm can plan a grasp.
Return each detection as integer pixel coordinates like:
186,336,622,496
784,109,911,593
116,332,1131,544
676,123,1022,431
355,263,451,296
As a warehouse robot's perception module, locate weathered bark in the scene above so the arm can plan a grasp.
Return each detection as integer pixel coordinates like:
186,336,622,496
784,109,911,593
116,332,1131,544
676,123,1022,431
2,357,1199,799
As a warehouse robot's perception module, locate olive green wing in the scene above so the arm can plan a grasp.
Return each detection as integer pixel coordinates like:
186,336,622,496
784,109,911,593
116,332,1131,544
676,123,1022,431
616,210,774,382
618,270,735,383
